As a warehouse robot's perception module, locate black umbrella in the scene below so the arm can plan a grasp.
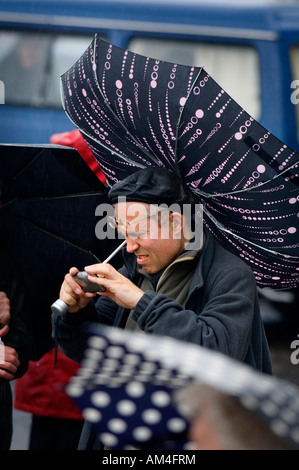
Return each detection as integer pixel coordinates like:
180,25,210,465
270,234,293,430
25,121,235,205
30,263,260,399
0,143,121,360
66,325,299,450
61,36,299,289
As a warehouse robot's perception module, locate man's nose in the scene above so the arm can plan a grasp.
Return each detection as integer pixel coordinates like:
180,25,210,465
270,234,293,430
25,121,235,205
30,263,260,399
125,236,140,253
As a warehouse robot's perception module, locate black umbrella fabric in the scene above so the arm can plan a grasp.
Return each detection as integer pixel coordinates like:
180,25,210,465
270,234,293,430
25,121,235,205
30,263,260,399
66,325,299,450
0,144,121,360
61,36,299,289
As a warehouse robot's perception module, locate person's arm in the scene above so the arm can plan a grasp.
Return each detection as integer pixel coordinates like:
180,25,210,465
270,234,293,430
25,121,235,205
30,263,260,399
0,292,10,338
131,266,256,362
52,276,120,363
0,256,32,379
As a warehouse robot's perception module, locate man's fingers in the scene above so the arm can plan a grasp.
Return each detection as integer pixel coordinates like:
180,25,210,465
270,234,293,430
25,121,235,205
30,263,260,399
0,325,9,338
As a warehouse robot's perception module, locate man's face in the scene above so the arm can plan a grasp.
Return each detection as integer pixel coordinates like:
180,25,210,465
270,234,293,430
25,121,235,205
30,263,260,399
114,202,186,274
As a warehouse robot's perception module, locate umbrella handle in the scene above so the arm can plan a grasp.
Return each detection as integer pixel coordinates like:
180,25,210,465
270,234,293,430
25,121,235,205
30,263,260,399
51,299,69,315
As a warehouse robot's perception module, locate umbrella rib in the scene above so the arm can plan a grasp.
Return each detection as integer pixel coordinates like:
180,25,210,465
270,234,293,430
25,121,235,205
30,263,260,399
189,159,299,199
173,66,204,178
1,192,105,209
59,90,146,171
2,148,45,188
60,36,160,171
92,37,166,167
4,209,101,262
203,206,299,261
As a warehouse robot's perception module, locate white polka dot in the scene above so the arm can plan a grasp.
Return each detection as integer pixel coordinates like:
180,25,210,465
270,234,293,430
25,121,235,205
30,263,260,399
125,382,145,398
88,336,107,349
102,358,119,370
281,408,297,424
123,354,140,365
85,348,103,361
179,97,186,106
290,427,299,443
91,391,111,408
151,390,171,407
167,417,187,433
142,409,162,424
184,441,197,450
195,109,204,119
115,80,122,89
270,419,289,437
107,418,127,433
117,399,136,416
106,346,124,358
150,80,157,88
83,408,102,423
257,164,266,173
289,198,297,204
240,395,259,410
66,383,84,398
100,432,118,447
260,400,278,417
132,426,152,442
288,227,297,234
235,132,243,140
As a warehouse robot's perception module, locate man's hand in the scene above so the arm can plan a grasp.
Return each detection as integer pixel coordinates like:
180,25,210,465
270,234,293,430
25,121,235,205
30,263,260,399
0,345,20,381
0,292,10,338
84,263,144,310
59,267,97,313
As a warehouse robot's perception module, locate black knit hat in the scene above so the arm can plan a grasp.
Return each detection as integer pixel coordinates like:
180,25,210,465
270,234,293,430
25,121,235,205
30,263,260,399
108,167,194,207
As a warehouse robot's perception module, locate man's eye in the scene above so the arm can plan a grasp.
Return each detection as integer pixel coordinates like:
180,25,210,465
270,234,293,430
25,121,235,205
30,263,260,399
137,231,148,239
127,230,148,239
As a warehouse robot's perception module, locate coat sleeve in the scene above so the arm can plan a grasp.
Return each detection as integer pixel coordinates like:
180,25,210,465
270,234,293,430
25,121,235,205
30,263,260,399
51,296,119,363
131,263,258,362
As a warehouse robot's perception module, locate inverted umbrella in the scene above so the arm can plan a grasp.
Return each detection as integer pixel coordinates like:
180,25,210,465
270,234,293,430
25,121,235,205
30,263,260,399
66,325,299,450
61,36,299,289
0,143,121,360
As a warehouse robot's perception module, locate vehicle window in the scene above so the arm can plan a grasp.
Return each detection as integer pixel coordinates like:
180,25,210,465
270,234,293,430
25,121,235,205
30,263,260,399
290,45,299,143
0,31,94,108
128,37,261,119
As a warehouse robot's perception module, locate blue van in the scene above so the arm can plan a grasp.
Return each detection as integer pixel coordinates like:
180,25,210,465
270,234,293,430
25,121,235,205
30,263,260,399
0,0,299,151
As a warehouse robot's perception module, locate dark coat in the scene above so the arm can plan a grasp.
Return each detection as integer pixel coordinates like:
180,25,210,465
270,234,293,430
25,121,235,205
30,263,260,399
52,229,272,450
52,229,272,373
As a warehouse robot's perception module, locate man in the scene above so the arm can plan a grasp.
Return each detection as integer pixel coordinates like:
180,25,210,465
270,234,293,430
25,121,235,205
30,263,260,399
52,167,272,448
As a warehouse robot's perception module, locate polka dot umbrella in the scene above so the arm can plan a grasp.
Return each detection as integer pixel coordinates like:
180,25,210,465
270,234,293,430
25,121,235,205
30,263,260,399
67,325,299,450
61,36,299,289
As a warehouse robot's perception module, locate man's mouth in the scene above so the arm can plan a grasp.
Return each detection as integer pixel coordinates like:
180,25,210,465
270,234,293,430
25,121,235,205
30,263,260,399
136,254,149,264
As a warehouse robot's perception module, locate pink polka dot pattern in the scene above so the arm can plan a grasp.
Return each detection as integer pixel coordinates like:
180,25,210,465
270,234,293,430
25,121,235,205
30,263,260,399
61,36,299,289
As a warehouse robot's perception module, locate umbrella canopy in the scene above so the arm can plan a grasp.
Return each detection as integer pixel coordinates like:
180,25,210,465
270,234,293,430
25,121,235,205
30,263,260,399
61,36,299,289
0,143,121,360
66,325,299,450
